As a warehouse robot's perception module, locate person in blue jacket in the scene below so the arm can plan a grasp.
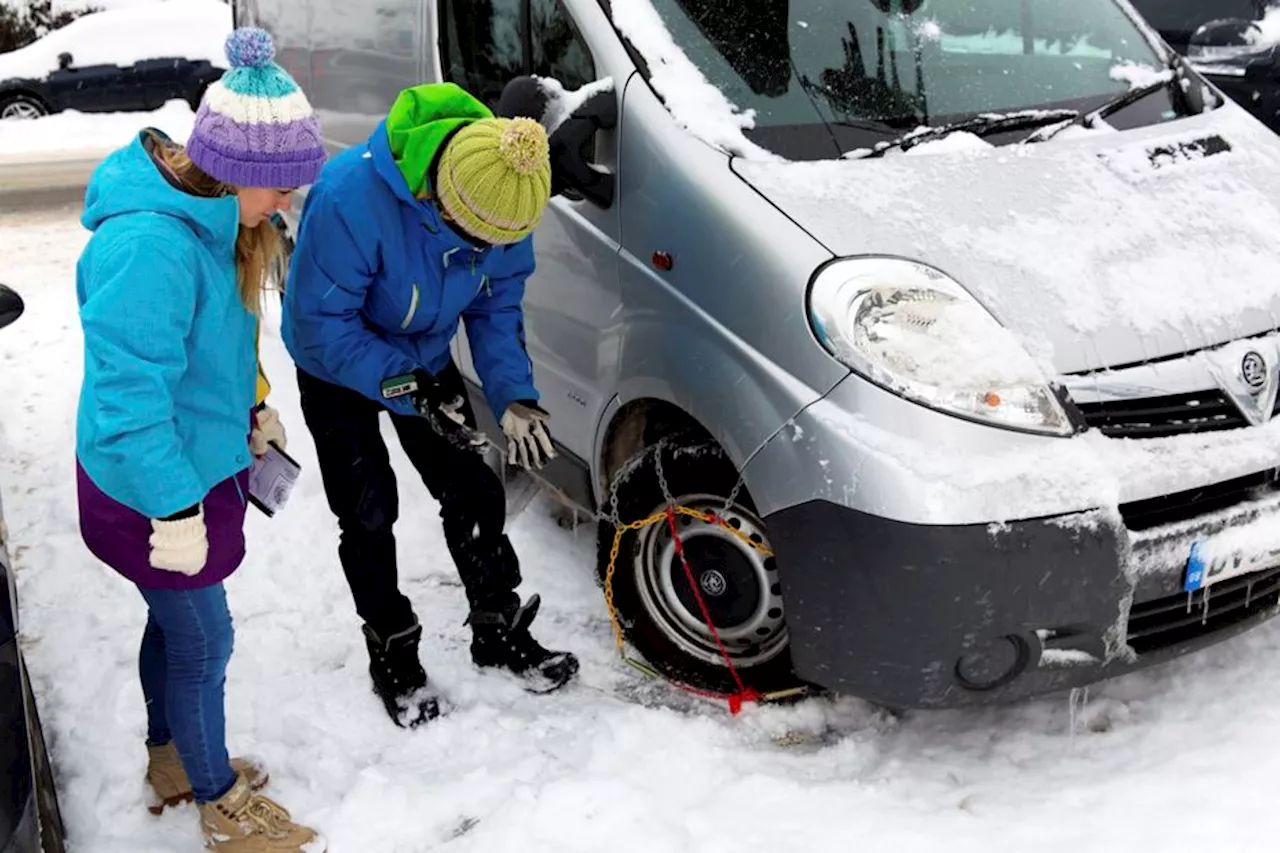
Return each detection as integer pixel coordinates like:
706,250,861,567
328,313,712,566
282,82,578,728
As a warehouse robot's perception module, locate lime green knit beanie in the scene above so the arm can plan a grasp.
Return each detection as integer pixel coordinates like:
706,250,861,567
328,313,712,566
436,116,552,246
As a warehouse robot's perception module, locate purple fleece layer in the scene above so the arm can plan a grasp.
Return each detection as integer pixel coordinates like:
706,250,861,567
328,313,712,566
77,461,250,590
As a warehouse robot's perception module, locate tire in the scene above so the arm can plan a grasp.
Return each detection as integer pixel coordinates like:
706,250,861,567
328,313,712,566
21,658,65,853
0,94,48,121
597,437,803,696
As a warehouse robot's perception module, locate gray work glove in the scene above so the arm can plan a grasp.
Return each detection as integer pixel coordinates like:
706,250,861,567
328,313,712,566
500,401,557,470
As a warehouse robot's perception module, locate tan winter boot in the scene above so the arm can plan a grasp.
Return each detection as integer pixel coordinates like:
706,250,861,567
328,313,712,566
199,773,325,852
145,742,269,815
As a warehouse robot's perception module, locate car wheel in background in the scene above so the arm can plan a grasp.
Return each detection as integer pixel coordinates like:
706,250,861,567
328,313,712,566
0,95,49,121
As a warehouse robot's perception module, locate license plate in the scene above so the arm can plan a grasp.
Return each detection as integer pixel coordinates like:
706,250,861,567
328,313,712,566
1185,538,1280,593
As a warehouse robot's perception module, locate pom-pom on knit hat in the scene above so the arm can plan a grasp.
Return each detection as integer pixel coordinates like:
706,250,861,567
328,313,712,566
186,27,326,189
436,116,552,246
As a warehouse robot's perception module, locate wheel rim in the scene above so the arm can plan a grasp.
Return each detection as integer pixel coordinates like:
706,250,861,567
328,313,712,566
633,493,788,670
1,101,42,120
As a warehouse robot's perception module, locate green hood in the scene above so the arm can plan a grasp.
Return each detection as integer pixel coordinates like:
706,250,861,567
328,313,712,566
385,82,493,196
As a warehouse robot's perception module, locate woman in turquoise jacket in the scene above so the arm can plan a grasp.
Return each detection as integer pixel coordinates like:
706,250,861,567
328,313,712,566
74,29,325,852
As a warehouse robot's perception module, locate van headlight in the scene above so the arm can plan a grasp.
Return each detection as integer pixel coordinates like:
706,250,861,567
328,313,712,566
807,257,1073,436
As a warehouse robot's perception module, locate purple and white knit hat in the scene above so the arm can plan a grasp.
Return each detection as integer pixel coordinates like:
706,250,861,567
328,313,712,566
186,27,326,189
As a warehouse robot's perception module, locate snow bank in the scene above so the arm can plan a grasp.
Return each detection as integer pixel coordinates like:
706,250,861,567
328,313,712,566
610,0,778,161
913,25,1113,60
0,0,231,82
0,99,193,156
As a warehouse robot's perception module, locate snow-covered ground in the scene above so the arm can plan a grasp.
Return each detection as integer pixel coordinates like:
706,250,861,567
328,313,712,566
0,100,194,157
5,205,1280,853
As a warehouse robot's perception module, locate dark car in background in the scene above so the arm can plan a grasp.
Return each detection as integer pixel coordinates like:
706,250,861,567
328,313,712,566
1131,0,1280,132
0,285,65,853
0,0,232,121
0,52,223,120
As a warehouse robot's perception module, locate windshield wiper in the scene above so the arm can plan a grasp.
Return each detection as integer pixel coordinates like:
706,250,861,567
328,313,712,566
1023,71,1179,145
850,109,1081,159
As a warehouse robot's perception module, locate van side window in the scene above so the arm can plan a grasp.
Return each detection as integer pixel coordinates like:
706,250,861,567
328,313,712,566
439,0,526,107
530,0,596,92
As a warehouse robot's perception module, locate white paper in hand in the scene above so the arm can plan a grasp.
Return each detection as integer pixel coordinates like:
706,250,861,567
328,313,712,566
248,443,301,517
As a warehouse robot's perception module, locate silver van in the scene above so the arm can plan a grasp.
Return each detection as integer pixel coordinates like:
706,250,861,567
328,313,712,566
236,0,1280,709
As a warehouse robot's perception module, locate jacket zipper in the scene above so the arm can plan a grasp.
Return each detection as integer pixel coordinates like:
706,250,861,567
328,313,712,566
467,252,492,296
400,283,420,329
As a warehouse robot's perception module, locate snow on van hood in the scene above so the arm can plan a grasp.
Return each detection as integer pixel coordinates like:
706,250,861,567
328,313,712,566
734,104,1280,377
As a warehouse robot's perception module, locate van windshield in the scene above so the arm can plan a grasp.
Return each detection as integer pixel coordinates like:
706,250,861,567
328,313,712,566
640,0,1182,160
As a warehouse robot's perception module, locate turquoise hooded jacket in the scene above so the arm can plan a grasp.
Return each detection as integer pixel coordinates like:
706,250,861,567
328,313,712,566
76,131,258,520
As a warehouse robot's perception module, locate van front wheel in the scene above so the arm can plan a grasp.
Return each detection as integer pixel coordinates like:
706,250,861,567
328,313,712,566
597,439,801,696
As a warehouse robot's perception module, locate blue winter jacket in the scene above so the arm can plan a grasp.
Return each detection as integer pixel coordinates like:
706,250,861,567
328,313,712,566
281,120,540,420
76,131,257,520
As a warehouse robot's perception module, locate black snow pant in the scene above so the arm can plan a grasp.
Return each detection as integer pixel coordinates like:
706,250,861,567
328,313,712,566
296,363,521,641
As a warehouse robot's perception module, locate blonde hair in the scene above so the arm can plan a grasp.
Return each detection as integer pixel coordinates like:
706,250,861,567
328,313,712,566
148,131,281,313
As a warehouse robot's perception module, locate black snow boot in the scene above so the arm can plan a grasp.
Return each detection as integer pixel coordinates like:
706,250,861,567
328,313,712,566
468,594,579,693
362,621,441,728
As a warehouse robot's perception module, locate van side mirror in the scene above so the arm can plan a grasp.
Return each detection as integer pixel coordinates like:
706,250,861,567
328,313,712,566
496,75,618,210
1188,18,1264,60
57,52,73,70
549,88,618,209
0,285,25,331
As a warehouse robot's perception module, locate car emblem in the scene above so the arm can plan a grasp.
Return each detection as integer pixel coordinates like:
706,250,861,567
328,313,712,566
1207,342,1279,426
699,569,727,597
1241,351,1267,392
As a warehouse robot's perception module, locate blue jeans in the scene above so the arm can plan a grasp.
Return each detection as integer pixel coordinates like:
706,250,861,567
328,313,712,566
137,583,237,803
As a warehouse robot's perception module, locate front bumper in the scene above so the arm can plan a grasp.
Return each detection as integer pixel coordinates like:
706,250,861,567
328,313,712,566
765,496,1280,709
746,376,1280,709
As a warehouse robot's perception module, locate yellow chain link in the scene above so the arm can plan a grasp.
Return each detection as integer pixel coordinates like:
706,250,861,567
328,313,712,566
603,507,773,653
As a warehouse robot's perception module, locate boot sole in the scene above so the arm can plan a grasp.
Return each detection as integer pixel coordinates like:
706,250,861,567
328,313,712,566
147,773,270,815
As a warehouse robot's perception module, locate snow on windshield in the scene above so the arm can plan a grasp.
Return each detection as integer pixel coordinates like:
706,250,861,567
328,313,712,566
0,0,230,82
912,23,1114,59
1109,62,1174,89
614,2,1169,162
610,0,780,161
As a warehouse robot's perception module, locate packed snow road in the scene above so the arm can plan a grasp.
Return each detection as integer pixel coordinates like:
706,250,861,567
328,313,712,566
2,205,1279,852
